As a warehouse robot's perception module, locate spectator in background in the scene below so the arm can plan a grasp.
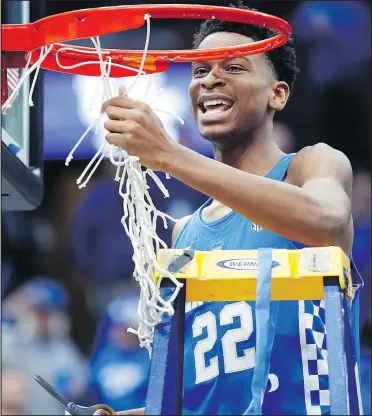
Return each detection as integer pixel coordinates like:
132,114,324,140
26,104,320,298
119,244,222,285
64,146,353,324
2,277,88,415
85,291,149,412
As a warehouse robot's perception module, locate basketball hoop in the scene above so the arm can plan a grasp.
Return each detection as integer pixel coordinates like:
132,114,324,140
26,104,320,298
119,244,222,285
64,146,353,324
2,4,291,80
1,4,292,353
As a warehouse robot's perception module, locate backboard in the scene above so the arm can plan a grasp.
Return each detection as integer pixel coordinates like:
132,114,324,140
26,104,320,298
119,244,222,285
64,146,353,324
1,0,44,210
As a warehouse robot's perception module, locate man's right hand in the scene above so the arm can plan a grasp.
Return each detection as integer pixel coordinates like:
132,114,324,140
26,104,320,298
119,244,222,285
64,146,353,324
93,410,110,416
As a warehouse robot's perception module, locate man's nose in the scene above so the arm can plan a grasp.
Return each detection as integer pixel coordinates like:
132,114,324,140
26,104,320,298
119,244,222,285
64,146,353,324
201,70,226,89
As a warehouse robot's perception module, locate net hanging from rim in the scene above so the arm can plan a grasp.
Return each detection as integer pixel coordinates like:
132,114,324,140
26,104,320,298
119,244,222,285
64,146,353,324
1,4,292,354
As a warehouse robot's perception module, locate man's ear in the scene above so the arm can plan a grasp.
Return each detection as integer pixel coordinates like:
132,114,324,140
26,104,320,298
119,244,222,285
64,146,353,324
269,81,290,112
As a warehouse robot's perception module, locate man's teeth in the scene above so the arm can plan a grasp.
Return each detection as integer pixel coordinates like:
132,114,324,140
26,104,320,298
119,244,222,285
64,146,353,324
203,99,233,110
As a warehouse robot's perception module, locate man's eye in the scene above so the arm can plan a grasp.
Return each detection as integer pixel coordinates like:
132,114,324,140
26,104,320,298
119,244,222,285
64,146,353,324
226,65,244,72
193,67,208,77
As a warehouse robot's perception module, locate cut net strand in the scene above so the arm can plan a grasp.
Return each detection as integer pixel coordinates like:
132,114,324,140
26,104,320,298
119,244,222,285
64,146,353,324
2,45,53,114
64,14,183,354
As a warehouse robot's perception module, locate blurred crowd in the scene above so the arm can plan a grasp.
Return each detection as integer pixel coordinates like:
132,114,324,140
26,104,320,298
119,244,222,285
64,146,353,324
2,277,149,415
1,1,371,415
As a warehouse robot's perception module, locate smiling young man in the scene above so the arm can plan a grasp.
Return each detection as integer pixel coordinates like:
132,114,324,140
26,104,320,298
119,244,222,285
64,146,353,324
96,3,354,415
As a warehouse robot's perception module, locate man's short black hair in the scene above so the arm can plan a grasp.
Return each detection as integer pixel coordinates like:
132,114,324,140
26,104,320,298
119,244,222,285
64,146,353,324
193,1,300,93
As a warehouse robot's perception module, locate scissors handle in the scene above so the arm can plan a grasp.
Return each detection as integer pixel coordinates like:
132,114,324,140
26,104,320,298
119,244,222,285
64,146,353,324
67,403,116,415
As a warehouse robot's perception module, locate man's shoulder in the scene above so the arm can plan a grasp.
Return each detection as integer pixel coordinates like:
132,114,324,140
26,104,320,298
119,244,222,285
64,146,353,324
295,142,348,158
171,215,193,246
287,143,353,187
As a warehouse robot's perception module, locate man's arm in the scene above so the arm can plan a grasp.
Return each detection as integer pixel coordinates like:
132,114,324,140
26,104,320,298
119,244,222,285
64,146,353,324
102,95,353,254
163,143,353,254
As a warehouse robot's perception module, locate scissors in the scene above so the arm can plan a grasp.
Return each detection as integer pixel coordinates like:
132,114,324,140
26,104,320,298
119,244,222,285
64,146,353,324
34,375,116,415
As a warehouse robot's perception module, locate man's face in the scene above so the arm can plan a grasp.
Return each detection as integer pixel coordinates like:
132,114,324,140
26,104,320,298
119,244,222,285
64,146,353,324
189,32,276,147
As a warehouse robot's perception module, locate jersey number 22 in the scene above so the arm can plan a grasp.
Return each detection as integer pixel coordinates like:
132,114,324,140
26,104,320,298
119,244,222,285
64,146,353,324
192,302,255,384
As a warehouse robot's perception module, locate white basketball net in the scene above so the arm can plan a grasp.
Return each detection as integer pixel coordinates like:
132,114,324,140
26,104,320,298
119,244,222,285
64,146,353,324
2,14,184,355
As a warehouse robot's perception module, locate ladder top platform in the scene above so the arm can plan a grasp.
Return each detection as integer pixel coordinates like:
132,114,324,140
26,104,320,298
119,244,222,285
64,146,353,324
154,246,352,301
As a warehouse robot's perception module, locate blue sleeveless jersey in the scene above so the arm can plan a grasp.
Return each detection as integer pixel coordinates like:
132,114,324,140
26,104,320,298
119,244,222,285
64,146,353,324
173,154,331,415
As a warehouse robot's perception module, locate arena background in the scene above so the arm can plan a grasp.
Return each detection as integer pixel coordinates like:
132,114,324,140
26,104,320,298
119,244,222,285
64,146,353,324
1,1,371,414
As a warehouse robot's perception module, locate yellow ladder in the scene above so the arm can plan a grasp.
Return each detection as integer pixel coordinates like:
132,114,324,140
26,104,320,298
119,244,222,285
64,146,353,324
145,247,361,415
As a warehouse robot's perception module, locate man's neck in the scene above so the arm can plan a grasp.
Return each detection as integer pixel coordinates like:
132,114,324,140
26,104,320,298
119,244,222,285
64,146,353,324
212,126,286,177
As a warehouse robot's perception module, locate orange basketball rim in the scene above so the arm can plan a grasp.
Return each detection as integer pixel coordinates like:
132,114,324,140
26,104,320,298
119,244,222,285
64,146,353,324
1,4,292,77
